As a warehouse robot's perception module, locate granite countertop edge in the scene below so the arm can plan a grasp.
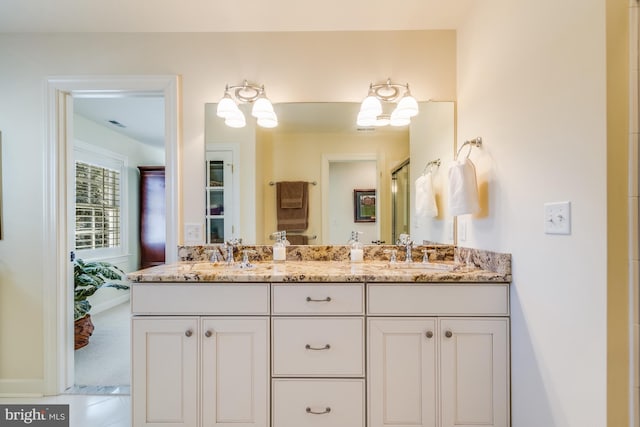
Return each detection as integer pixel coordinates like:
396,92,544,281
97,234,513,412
127,261,511,284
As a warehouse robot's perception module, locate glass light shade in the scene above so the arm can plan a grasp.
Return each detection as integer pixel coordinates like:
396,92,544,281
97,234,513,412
251,96,275,118
360,95,382,116
356,111,376,127
374,115,390,127
216,94,237,118
257,112,278,128
395,94,419,117
224,110,246,128
390,108,411,126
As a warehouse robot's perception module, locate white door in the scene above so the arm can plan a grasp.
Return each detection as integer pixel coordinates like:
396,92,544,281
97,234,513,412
368,318,437,427
201,317,270,427
132,317,199,427
439,318,510,427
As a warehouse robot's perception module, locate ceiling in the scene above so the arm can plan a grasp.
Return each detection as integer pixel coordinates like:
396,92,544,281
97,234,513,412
74,96,165,147
0,0,472,33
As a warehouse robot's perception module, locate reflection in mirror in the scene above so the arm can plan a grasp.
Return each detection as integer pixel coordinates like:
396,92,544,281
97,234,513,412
204,102,455,246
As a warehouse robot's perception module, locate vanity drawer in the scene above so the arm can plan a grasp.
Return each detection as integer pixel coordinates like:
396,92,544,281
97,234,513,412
272,317,364,377
367,283,509,316
131,283,269,315
272,284,364,315
272,379,364,427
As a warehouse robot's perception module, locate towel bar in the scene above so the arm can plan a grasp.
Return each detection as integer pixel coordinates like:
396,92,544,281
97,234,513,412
269,181,317,186
422,158,441,174
455,137,482,160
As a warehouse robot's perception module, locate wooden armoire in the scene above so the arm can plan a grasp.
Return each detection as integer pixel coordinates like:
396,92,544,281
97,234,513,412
138,166,165,268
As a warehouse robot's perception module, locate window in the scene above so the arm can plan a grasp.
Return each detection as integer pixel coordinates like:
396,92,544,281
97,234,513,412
74,141,128,258
75,162,121,250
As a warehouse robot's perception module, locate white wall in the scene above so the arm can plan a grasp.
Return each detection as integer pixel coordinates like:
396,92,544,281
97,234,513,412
456,1,607,426
0,31,455,392
328,161,377,244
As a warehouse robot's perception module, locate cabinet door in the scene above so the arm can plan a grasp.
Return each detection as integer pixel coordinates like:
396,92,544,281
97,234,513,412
205,151,234,244
201,317,270,427
440,318,510,427
368,318,437,427
132,317,198,427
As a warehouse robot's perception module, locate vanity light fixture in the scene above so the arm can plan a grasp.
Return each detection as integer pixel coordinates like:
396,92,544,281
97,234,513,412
357,78,419,127
216,80,278,128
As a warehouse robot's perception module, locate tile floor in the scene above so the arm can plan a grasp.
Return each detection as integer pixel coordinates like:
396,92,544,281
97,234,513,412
0,393,130,427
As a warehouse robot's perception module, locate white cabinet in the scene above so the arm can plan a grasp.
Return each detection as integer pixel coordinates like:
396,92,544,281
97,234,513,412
270,283,365,427
367,284,510,427
439,318,509,427
132,317,199,427
206,150,235,243
368,318,437,427
132,284,270,427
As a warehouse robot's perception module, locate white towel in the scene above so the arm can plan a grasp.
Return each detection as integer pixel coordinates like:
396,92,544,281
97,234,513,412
448,158,480,216
415,172,438,218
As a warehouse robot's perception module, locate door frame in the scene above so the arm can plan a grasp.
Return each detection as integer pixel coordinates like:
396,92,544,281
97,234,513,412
43,75,181,394
321,153,380,244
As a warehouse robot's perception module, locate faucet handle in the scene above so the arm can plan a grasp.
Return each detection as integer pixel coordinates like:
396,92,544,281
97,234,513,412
422,249,435,264
384,249,398,263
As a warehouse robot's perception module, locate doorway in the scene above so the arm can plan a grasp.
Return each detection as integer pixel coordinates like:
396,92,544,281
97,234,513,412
70,94,166,393
44,75,180,395
322,154,379,245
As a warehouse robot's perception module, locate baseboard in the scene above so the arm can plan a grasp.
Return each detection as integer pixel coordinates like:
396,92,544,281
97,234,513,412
0,379,45,397
90,294,130,316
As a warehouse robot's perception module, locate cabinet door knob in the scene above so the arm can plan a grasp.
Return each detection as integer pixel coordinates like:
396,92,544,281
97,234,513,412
425,331,433,339
306,296,332,302
445,330,453,338
306,407,331,415
204,330,213,338
305,344,331,351
185,330,193,337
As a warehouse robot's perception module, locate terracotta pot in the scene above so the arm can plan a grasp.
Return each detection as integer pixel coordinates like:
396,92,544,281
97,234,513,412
74,314,94,350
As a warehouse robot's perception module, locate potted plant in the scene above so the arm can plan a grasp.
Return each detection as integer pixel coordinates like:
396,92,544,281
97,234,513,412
74,258,130,350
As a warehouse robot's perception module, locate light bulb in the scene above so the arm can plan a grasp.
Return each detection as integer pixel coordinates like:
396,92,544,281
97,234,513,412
357,111,376,127
216,92,237,118
360,95,382,116
252,96,275,118
390,108,411,126
257,111,278,128
224,110,246,128
396,92,419,117
374,115,390,127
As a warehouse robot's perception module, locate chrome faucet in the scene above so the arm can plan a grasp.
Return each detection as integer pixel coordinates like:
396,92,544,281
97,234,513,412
397,234,414,263
223,238,242,265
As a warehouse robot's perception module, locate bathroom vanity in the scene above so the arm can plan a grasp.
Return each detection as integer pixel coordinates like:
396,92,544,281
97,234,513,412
128,246,511,427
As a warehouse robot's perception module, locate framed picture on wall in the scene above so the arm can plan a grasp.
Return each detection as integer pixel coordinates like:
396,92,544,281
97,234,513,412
354,189,376,222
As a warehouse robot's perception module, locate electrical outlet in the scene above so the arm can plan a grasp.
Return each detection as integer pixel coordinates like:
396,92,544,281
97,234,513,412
544,201,571,235
184,223,203,243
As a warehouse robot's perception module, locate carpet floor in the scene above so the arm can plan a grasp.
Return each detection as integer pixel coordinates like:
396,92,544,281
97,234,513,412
74,301,130,388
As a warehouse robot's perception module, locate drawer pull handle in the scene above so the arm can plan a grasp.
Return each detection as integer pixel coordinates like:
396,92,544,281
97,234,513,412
204,330,213,338
305,344,331,351
306,407,331,415
425,331,433,339
185,330,193,338
306,296,332,302
445,330,453,338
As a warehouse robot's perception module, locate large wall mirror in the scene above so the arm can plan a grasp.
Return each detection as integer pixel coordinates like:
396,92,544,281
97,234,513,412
204,101,455,246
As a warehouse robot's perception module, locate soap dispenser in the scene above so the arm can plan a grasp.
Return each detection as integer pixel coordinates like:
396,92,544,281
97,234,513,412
272,231,287,263
349,231,364,263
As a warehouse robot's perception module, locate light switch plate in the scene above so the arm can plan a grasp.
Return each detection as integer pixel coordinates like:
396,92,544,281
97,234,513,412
184,223,203,243
544,201,571,235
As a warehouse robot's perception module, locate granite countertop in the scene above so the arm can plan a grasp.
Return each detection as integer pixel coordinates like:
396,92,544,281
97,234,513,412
127,260,510,284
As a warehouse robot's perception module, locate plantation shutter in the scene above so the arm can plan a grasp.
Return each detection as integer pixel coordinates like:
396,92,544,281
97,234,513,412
75,161,121,250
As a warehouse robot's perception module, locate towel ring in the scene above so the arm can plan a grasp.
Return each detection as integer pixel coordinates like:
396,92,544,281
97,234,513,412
422,158,441,175
456,137,483,160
